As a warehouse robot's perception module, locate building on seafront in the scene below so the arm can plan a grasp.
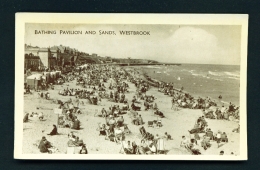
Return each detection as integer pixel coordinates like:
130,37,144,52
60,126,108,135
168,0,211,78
24,44,40,56
25,44,55,70
50,46,62,66
38,48,51,68
25,44,69,70
105,56,113,63
24,53,44,71
25,43,159,70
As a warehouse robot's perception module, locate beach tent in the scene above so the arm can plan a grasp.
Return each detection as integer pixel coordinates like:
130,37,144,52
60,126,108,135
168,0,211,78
43,72,50,83
156,138,166,154
55,71,59,79
66,147,75,154
26,74,42,89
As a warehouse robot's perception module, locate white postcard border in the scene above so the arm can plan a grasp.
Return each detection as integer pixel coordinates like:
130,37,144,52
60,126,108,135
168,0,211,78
15,13,248,160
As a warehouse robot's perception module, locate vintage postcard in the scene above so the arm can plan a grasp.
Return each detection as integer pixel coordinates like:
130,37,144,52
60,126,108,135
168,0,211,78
14,13,248,160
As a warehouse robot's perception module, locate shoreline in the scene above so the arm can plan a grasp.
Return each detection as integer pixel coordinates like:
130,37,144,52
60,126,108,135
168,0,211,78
129,65,239,108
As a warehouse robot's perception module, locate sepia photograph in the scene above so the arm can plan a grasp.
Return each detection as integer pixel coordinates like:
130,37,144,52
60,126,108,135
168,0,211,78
14,13,248,160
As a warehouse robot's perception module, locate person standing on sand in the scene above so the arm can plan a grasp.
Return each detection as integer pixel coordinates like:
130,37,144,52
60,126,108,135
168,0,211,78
23,113,29,123
137,115,144,125
171,98,175,110
38,112,44,121
232,124,240,133
216,131,222,148
101,108,107,118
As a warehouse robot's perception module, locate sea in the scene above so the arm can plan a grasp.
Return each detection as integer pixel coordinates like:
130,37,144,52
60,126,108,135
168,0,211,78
138,64,240,106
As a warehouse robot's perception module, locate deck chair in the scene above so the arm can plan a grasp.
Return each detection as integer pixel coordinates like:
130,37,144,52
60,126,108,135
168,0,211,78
68,103,74,110
148,121,154,127
135,98,141,104
119,126,125,132
174,103,180,111
139,126,147,139
153,103,158,110
129,110,138,118
48,146,59,154
206,131,214,140
201,137,211,149
119,140,127,154
205,137,211,143
94,109,99,117
184,145,194,155
96,122,104,131
156,138,166,154
66,147,75,154
58,115,66,128
122,124,131,134
88,98,93,104
156,120,162,127
114,128,124,142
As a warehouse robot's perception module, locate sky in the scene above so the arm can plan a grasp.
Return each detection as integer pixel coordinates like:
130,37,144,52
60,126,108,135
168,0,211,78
25,24,241,65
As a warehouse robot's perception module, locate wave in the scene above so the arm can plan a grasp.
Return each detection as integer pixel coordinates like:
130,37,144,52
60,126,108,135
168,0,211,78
145,66,161,69
228,77,240,80
225,72,240,78
191,73,200,76
141,65,239,105
208,71,220,76
221,101,229,104
213,78,223,81
191,71,224,81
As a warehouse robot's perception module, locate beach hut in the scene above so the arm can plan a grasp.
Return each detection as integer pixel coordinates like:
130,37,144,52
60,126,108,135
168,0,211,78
26,74,42,89
56,71,61,78
54,71,58,79
49,72,57,83
41,75,46,83
52,71,57,79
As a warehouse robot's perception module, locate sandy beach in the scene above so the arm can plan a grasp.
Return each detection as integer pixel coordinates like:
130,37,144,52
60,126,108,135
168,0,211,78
22,66,240,155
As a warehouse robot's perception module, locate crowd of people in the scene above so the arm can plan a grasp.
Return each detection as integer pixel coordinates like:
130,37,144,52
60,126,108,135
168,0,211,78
23,63,239,155
181,115,230,154
142,73,240,155
144,75,240,123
